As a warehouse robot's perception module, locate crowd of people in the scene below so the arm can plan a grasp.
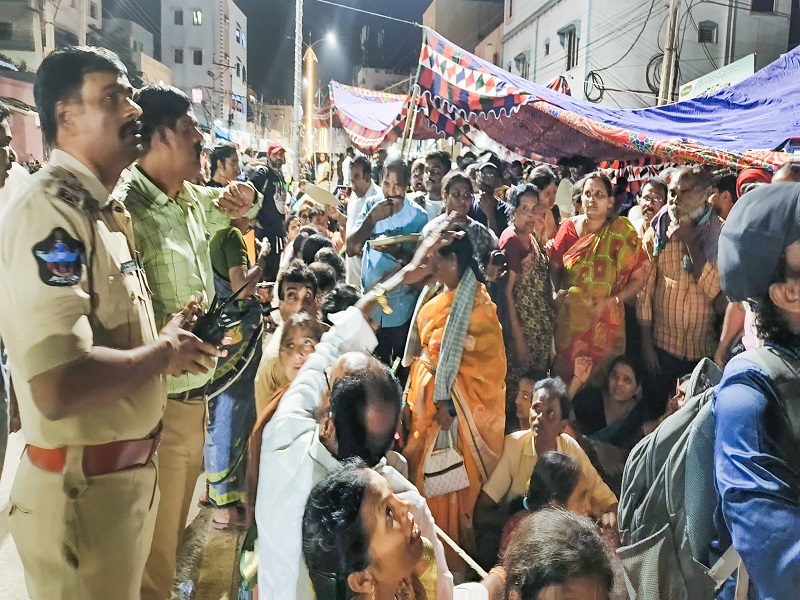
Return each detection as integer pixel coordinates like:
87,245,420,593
0,45,799,600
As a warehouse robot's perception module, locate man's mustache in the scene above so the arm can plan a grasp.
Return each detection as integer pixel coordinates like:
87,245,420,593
120,120,141,137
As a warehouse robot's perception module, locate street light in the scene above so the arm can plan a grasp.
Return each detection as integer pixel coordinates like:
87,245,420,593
304,32,336,162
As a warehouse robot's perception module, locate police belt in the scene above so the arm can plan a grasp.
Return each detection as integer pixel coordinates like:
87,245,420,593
25,424,162,477
167,381,211,402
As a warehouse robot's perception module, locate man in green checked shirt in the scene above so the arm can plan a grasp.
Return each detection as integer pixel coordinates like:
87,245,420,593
114,84,263,600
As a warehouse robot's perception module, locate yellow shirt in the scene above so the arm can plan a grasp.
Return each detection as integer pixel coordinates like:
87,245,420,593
481,429,617,515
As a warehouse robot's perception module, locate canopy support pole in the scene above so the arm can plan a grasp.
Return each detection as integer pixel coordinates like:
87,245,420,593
400,86,420,158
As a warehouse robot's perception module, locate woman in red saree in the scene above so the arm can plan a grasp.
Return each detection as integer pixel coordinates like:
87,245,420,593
403,226,506,577
549,172,649,384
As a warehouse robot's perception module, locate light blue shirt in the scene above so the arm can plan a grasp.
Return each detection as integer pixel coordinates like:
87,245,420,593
354,194,428,327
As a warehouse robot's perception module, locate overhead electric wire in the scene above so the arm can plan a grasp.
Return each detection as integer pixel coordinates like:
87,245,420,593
313,0,422,28
532,4,666,74
594,0,658,72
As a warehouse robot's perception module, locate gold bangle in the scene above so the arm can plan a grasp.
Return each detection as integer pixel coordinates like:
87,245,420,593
373,284,393,315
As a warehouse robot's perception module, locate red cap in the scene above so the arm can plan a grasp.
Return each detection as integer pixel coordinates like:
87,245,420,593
736,167,772,198
267,142,286,155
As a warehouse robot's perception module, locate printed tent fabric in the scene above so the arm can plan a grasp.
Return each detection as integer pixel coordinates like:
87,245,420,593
417,28,798,170
329,81,441,151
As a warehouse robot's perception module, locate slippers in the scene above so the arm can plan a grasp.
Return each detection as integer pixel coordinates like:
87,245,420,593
212,518,248,531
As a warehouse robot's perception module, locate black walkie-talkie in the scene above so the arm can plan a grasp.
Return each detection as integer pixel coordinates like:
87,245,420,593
193,280,250,346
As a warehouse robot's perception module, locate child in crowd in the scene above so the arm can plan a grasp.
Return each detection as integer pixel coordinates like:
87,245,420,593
499,451,580,556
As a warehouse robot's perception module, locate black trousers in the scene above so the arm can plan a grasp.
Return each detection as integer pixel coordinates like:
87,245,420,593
375,320,412,386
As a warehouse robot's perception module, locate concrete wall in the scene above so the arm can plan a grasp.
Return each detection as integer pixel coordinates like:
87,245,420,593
474,22,504,65
0,74,43,162
356,67,409,91
102,18,155,58
502,0,792,108
424,0,504,55
137,52,173,85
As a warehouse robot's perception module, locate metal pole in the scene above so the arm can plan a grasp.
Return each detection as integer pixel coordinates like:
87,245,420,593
292,0,304,183
658,0,680,105
400,86,419,158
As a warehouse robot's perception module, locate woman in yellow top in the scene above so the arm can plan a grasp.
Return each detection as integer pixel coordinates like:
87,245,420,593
402,225,507,572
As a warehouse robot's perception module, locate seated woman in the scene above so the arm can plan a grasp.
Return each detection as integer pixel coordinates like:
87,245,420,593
474,378,617,567
571,355,652,451
403,226,507,573
302,459,505,599
549,172,649,384
503,508,615,600
499,451,580,557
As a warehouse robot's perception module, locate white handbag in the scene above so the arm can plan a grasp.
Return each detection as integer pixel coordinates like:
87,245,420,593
422,429,470,498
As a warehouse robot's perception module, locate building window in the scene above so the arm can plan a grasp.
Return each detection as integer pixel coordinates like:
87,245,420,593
70,0,76,8
236,61,241,77
236,25,241,43
509,0,513,18
0,22,11,40
193,50,203,65
89,2,97,19
193,10,202,25
697,21,718,43
566,28,579,71
544,38,550,56
242,34,247,49
174,9,183,25
513,52,530,79
242,65,247,81
751,0,774,12
174,48,184,64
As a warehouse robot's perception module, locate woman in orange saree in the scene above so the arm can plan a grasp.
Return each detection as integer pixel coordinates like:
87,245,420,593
549,172,649,384
403,226,507,575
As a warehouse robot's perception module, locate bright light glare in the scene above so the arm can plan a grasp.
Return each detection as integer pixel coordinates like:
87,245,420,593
325,31,336,45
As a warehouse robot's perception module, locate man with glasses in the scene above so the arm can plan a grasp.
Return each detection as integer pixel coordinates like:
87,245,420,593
628,177,668,237
638,166,726,416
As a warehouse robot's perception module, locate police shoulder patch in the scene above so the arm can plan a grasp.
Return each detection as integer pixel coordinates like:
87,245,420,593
32,227,86,287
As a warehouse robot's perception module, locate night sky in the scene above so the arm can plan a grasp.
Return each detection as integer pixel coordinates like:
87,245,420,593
106,0,432,101
239,0,431,101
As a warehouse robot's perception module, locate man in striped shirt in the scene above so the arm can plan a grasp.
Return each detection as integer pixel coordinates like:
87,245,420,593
638,166,726,417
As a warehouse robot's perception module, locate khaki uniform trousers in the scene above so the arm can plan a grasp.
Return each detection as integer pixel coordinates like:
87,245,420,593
9,449,159,599
141,398,206,600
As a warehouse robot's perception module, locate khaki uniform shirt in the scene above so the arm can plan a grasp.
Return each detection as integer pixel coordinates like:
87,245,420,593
0,150,165,448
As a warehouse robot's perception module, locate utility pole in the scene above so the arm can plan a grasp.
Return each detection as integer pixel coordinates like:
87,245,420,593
658,0,680,105
292,0,304,184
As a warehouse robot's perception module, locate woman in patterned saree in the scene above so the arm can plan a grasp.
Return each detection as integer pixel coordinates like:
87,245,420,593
499,183,555,431
549,172,649,385
403,226,506,577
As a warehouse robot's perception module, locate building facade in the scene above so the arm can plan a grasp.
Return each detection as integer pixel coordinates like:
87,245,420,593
423,0,505,57
160,0,248,134
355,67,410,91
501,0,793,108
0,0,103,70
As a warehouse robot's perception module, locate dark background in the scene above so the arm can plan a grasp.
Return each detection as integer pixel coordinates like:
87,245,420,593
105,0,432,101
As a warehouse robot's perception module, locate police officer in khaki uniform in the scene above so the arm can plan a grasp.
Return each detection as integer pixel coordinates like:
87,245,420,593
0,47,224,599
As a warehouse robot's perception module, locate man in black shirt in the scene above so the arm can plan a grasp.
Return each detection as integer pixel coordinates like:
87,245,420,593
249,142,288,282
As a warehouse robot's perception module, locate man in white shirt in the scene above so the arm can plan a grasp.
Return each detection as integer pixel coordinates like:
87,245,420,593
257,230,457,600
345,155,378,289
342,146,354,187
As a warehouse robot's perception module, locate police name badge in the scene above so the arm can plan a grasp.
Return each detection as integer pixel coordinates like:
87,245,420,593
32,227,86,287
